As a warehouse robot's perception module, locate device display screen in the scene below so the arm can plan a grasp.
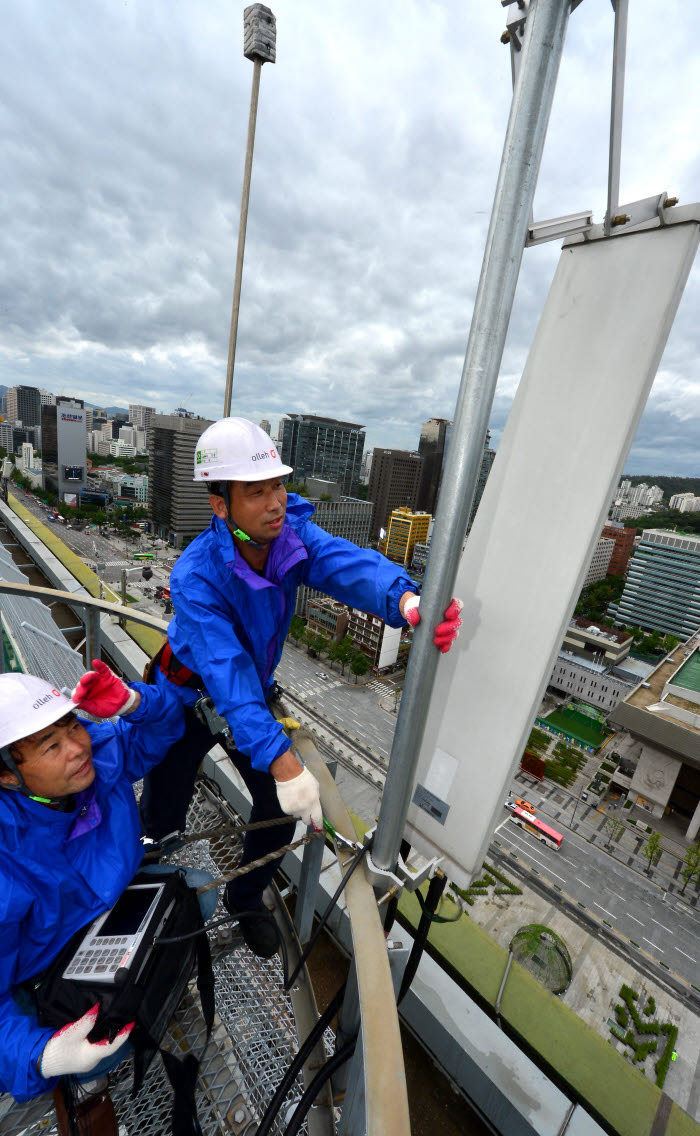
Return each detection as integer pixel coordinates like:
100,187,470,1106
96,885,161,938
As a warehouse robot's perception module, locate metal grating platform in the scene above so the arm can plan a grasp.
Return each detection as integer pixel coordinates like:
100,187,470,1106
0,781,332,1136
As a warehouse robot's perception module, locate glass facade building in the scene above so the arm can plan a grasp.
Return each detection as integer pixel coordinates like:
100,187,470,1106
280,414,365,497
608,529,700,639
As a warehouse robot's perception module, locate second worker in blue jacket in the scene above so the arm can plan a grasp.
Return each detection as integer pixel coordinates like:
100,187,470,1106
140,418,463,957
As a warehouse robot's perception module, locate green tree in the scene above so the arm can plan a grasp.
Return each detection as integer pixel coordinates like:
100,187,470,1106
604,815,625,850
642,831,663,874
288,614,305,642
330,634,355,675
302,626,318,655
679,843,700,896
313,633,330,656
350,652,370,682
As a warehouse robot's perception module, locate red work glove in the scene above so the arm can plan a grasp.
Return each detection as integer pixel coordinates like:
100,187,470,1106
72,659,137,717
403,595,463,653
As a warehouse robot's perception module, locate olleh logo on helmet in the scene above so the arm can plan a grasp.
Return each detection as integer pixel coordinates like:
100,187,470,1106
33,689,61,710
251,451,273,462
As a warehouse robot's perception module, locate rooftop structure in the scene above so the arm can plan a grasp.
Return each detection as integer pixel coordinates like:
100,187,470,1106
564,616,633,665
611,633,700,838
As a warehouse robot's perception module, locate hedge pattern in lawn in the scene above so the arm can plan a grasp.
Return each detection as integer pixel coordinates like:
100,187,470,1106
609,984,679,1088
449,862,522,906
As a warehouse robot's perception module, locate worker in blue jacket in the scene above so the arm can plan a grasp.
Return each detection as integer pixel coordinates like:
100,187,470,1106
140,417,463,959
0,664,214,1115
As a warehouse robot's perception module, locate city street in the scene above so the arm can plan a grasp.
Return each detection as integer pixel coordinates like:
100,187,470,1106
276,642,397,761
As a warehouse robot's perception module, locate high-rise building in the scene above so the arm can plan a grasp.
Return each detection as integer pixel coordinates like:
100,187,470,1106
467,432,496,533
129,404,155,430
259,419,272,436
608,529,700,638
6,385,42,429
41,397,87,502
367,449,422,540
0,423,12,453
380,507,431,566
148,413,214,548
601,521,637,576
294,489,373,615
280,414,365,496
582,537,615,587
417,418,451,514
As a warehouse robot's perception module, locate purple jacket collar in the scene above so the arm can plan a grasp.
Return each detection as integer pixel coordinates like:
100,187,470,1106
213,515,309,589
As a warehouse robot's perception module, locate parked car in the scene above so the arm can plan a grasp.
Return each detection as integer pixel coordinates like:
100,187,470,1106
504,797,514,809
515,798,536,814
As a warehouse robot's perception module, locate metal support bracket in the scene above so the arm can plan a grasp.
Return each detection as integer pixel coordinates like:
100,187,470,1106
362,826,441,894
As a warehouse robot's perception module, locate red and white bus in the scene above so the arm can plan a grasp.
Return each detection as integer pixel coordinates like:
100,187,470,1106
509,806,563,850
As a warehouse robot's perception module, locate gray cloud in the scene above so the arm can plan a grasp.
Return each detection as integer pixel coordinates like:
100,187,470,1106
0,0,697,472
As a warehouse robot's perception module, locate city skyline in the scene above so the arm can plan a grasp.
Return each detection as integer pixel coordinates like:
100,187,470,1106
0,4,697,474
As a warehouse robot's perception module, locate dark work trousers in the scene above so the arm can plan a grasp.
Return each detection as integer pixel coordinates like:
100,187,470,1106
139,707,296,910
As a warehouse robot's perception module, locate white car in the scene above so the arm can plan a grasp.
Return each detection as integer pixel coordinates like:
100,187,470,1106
504,797,514,809
315,672,328,680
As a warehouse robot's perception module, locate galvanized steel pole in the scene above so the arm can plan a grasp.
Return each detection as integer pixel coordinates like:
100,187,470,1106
373,0,571,873
223,5,277,417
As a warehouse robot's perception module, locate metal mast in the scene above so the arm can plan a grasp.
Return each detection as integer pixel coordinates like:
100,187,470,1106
223,4,276,417
372,0,572,875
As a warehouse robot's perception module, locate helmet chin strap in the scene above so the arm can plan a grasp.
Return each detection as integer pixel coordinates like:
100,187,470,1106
226,518,268,552
0,745,59,805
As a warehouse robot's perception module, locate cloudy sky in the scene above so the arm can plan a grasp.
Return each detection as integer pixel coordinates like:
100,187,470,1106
1,0,698,472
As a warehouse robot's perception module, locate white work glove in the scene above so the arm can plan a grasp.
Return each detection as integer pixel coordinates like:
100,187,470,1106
275,766,323,831
39,1004,134,1079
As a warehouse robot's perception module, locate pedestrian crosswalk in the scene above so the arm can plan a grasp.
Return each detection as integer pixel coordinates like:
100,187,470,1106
366,680,388,693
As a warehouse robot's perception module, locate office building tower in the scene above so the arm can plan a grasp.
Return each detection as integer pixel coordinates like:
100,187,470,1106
381,507,431,566
39,389,55,407
417,418,451,514
41,397,87,503
360,450,373,485
467,432,496,533
0,423,12,453
6,385,42,429
367,449,422,540
280,414,365,497
129,404,155,433
608,529,700,638
294,486,373,615
148,413,214,548
259,419,272,436
582,537,615,587
601,521,637,576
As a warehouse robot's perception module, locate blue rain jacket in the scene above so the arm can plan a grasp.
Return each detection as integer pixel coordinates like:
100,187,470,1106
0,681,184,1101
164,494,416,771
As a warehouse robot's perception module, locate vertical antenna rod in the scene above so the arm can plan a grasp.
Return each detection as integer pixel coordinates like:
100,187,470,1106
372,0,571,875
223,4,276,417
604,0,629,235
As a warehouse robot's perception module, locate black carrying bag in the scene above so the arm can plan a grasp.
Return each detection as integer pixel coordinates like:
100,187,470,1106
34,867,215,1136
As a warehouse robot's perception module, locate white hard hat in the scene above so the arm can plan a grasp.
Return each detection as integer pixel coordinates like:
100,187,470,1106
0,674,74,750
193,418,293,483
